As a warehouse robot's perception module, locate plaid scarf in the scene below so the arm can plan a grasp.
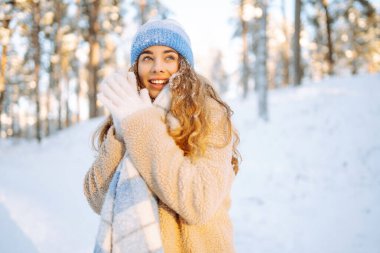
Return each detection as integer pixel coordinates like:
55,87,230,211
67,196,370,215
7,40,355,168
94,152,163,253
93,84,175,253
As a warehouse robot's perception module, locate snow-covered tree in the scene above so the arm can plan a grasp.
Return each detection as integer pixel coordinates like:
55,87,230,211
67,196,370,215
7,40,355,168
80,0,124,118
306,0,378,78
0,1,14,134
210,50,229,95
280,0,290,86
239,0,251,98
294,0,302,84
340,0,378,74
132,0,171,25
255,0,268,120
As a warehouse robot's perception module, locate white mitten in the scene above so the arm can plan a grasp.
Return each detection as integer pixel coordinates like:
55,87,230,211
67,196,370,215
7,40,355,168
152,83,181,130
98,72,152,140
153,83,172,112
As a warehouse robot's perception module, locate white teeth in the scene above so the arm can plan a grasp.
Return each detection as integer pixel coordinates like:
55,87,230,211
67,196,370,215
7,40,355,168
150,79,167,84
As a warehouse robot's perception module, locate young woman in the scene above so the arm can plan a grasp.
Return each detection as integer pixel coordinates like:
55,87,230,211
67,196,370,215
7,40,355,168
84,19,240,253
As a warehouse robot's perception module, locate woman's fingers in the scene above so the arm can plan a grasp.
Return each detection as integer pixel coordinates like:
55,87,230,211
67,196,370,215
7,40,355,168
101,81,125,106
112,72,133,98
112,72,140,100
126,72,137,89
101,72,140,104
97,93,116,114
98,71,153,121
139,88,152,105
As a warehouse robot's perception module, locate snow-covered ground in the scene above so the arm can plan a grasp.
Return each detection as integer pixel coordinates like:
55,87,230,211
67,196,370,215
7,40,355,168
0,74,379,253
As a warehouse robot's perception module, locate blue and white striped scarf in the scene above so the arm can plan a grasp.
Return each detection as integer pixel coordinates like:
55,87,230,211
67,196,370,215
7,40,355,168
94,153,163,253
94,84,174,253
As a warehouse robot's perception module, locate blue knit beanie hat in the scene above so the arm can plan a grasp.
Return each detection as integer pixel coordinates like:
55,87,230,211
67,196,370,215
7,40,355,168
130,19,194,67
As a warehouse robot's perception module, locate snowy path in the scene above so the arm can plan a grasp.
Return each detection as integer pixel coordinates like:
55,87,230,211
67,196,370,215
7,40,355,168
230,74,380,253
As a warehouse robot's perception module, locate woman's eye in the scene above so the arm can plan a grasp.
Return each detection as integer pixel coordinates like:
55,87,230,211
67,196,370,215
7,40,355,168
166,55,177,61
142,56,153,61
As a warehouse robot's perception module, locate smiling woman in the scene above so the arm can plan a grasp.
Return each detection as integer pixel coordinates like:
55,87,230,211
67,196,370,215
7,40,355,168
84,18,240,253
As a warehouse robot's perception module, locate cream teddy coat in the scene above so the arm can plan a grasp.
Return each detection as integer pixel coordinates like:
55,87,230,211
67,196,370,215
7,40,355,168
84,98,236,253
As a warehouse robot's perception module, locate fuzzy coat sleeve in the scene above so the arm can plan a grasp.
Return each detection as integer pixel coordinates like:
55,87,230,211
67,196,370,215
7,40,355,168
83,126,125,214
121,100,235,225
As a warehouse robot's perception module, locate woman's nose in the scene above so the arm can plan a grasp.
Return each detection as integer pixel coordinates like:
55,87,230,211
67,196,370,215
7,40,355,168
151,59,164,73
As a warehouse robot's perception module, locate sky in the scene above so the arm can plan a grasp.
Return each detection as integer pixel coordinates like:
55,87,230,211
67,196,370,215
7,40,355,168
159,0,240,74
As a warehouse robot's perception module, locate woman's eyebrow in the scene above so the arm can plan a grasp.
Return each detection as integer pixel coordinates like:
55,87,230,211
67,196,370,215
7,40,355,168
141,50,153,55
164,49,177,54
141,49,178,55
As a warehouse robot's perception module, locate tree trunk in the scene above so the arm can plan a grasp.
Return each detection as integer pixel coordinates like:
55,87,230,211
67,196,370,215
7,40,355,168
46,0,63,136
65,73,70,128
256,0,268,121
351,16,359,75
240,0,249,98
0,17,11,135
86,0,101,118
73,59,81,123
32,1,42,142
46,34,54,136
76,83,81,123
293,0,302,85
58,79,63,130
46,75,52,136
139,0,148,24
281,0,290,86
321,0,334,75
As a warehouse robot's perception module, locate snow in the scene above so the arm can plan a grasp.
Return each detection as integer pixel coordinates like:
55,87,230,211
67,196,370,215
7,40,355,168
1,74,380,253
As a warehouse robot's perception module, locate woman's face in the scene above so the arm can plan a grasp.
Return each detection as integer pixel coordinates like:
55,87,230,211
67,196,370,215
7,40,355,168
137,45,180,99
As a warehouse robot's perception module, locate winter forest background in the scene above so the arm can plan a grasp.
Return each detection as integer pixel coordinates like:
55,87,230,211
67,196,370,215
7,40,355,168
0,0,380,253
0,0,378,138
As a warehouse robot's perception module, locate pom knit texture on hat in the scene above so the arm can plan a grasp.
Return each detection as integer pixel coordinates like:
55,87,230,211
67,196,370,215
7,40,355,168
130,19,194,67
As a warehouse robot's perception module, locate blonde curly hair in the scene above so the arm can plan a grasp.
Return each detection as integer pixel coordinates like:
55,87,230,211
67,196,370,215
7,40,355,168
92,55,240,174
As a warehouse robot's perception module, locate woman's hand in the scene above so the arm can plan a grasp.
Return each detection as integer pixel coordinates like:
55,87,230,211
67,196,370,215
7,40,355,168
98,71,152,139
153,83,172,112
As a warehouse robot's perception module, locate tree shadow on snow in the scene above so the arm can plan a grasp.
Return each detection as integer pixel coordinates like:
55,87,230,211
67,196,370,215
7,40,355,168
0,202,39,253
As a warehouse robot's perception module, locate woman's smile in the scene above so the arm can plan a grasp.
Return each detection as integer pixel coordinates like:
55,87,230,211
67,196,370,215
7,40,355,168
149,78,169,89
